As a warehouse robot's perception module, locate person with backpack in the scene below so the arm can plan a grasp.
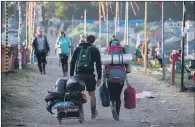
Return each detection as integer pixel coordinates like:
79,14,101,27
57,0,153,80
55,31,71,76
70,35,102,119
109,35,120,46
32,27,50,74
105,39,126,121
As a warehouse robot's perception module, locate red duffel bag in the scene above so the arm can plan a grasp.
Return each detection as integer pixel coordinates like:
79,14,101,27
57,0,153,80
124,79,136,109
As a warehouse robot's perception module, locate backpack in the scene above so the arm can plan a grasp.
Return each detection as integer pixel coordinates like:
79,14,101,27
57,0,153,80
108,46,125,54
124,79,136,109
76,46,93,73
111,40,120,46
106,46,126,84
106,65,126,84
99,83,110,107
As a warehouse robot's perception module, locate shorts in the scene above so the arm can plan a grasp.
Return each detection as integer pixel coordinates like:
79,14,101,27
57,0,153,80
75,74,96,92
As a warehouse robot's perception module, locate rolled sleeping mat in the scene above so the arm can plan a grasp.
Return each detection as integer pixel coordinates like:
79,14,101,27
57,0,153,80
101,54,135,65
123,45,134,73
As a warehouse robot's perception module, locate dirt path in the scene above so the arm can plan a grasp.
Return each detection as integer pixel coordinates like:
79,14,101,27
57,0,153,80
2,33,194,127
2,57,194,127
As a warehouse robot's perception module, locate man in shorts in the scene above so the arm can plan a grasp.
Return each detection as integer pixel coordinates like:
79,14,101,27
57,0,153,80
70,35,102,119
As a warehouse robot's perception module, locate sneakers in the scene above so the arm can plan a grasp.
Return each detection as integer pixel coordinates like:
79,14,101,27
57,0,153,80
91,110,98,119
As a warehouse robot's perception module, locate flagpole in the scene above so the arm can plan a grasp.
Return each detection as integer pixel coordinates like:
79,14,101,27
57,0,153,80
181,1,186,91
18,2,22,69
5,1,9,76
106,2,109,47
115,1,117,35
99,2,101,50
144,1,148,74
84,9,86,36
126,1,129,45
162,2,165,80
124,2,127,45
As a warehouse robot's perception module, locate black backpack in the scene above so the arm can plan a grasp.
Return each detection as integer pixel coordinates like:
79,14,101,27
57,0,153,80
76,45,93,73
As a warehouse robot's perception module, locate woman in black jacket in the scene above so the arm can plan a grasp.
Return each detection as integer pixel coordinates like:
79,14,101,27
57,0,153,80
32,28,50,74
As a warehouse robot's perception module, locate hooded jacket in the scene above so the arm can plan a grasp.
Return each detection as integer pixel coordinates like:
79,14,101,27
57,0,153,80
70,43,102,79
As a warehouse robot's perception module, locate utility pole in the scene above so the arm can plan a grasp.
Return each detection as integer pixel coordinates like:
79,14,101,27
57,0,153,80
162,2,165,80
181,1,186,92
29,2,33,63
26,2,28,47
126,1,129,45
115,1,118,35
18,2,22,69
106,2,109,47
99,2,102,50
84,9,86,36
5,1,9,76
124,2,127,45
144,1,148,74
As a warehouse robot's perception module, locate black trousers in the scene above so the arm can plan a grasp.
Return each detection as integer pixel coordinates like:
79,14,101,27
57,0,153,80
35,50,47,73
107,82,124,101
59,54,69,74
107,82,124,116
158,58,163,68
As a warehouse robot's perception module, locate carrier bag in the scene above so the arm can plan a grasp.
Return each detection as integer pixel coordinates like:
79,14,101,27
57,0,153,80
99,84,110,107
124,79,136,109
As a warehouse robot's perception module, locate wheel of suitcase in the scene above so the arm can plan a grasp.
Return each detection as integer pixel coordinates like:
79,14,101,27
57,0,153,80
78,104,84,124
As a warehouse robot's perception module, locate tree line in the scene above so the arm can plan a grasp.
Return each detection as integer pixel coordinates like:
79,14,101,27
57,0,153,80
42,2,195,22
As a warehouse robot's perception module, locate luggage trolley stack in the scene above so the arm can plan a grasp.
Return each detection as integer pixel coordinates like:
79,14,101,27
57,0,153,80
44,77,87,124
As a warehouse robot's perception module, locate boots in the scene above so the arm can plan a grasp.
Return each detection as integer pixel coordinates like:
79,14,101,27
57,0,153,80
116,100,121,117
38,63,42,74
91,105,98,119
110,101,119,121
43,63,46,74
62,65,66,76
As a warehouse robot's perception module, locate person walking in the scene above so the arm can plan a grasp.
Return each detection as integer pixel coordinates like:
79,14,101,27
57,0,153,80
32,28,50,74
70,35,102,119
142,39,150,64
155,42,163,67
104,40,126,121
76,34,86,47
55,31,71,76
55,45,61,66
109,35,120,46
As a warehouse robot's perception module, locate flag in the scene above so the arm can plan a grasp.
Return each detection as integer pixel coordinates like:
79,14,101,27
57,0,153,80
101,2,106,21
133,2,140,10
183,2,186,15
158,1,162,8
174,1,176,6
109,2,113,14
106,2,109,23
130,2,136,15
